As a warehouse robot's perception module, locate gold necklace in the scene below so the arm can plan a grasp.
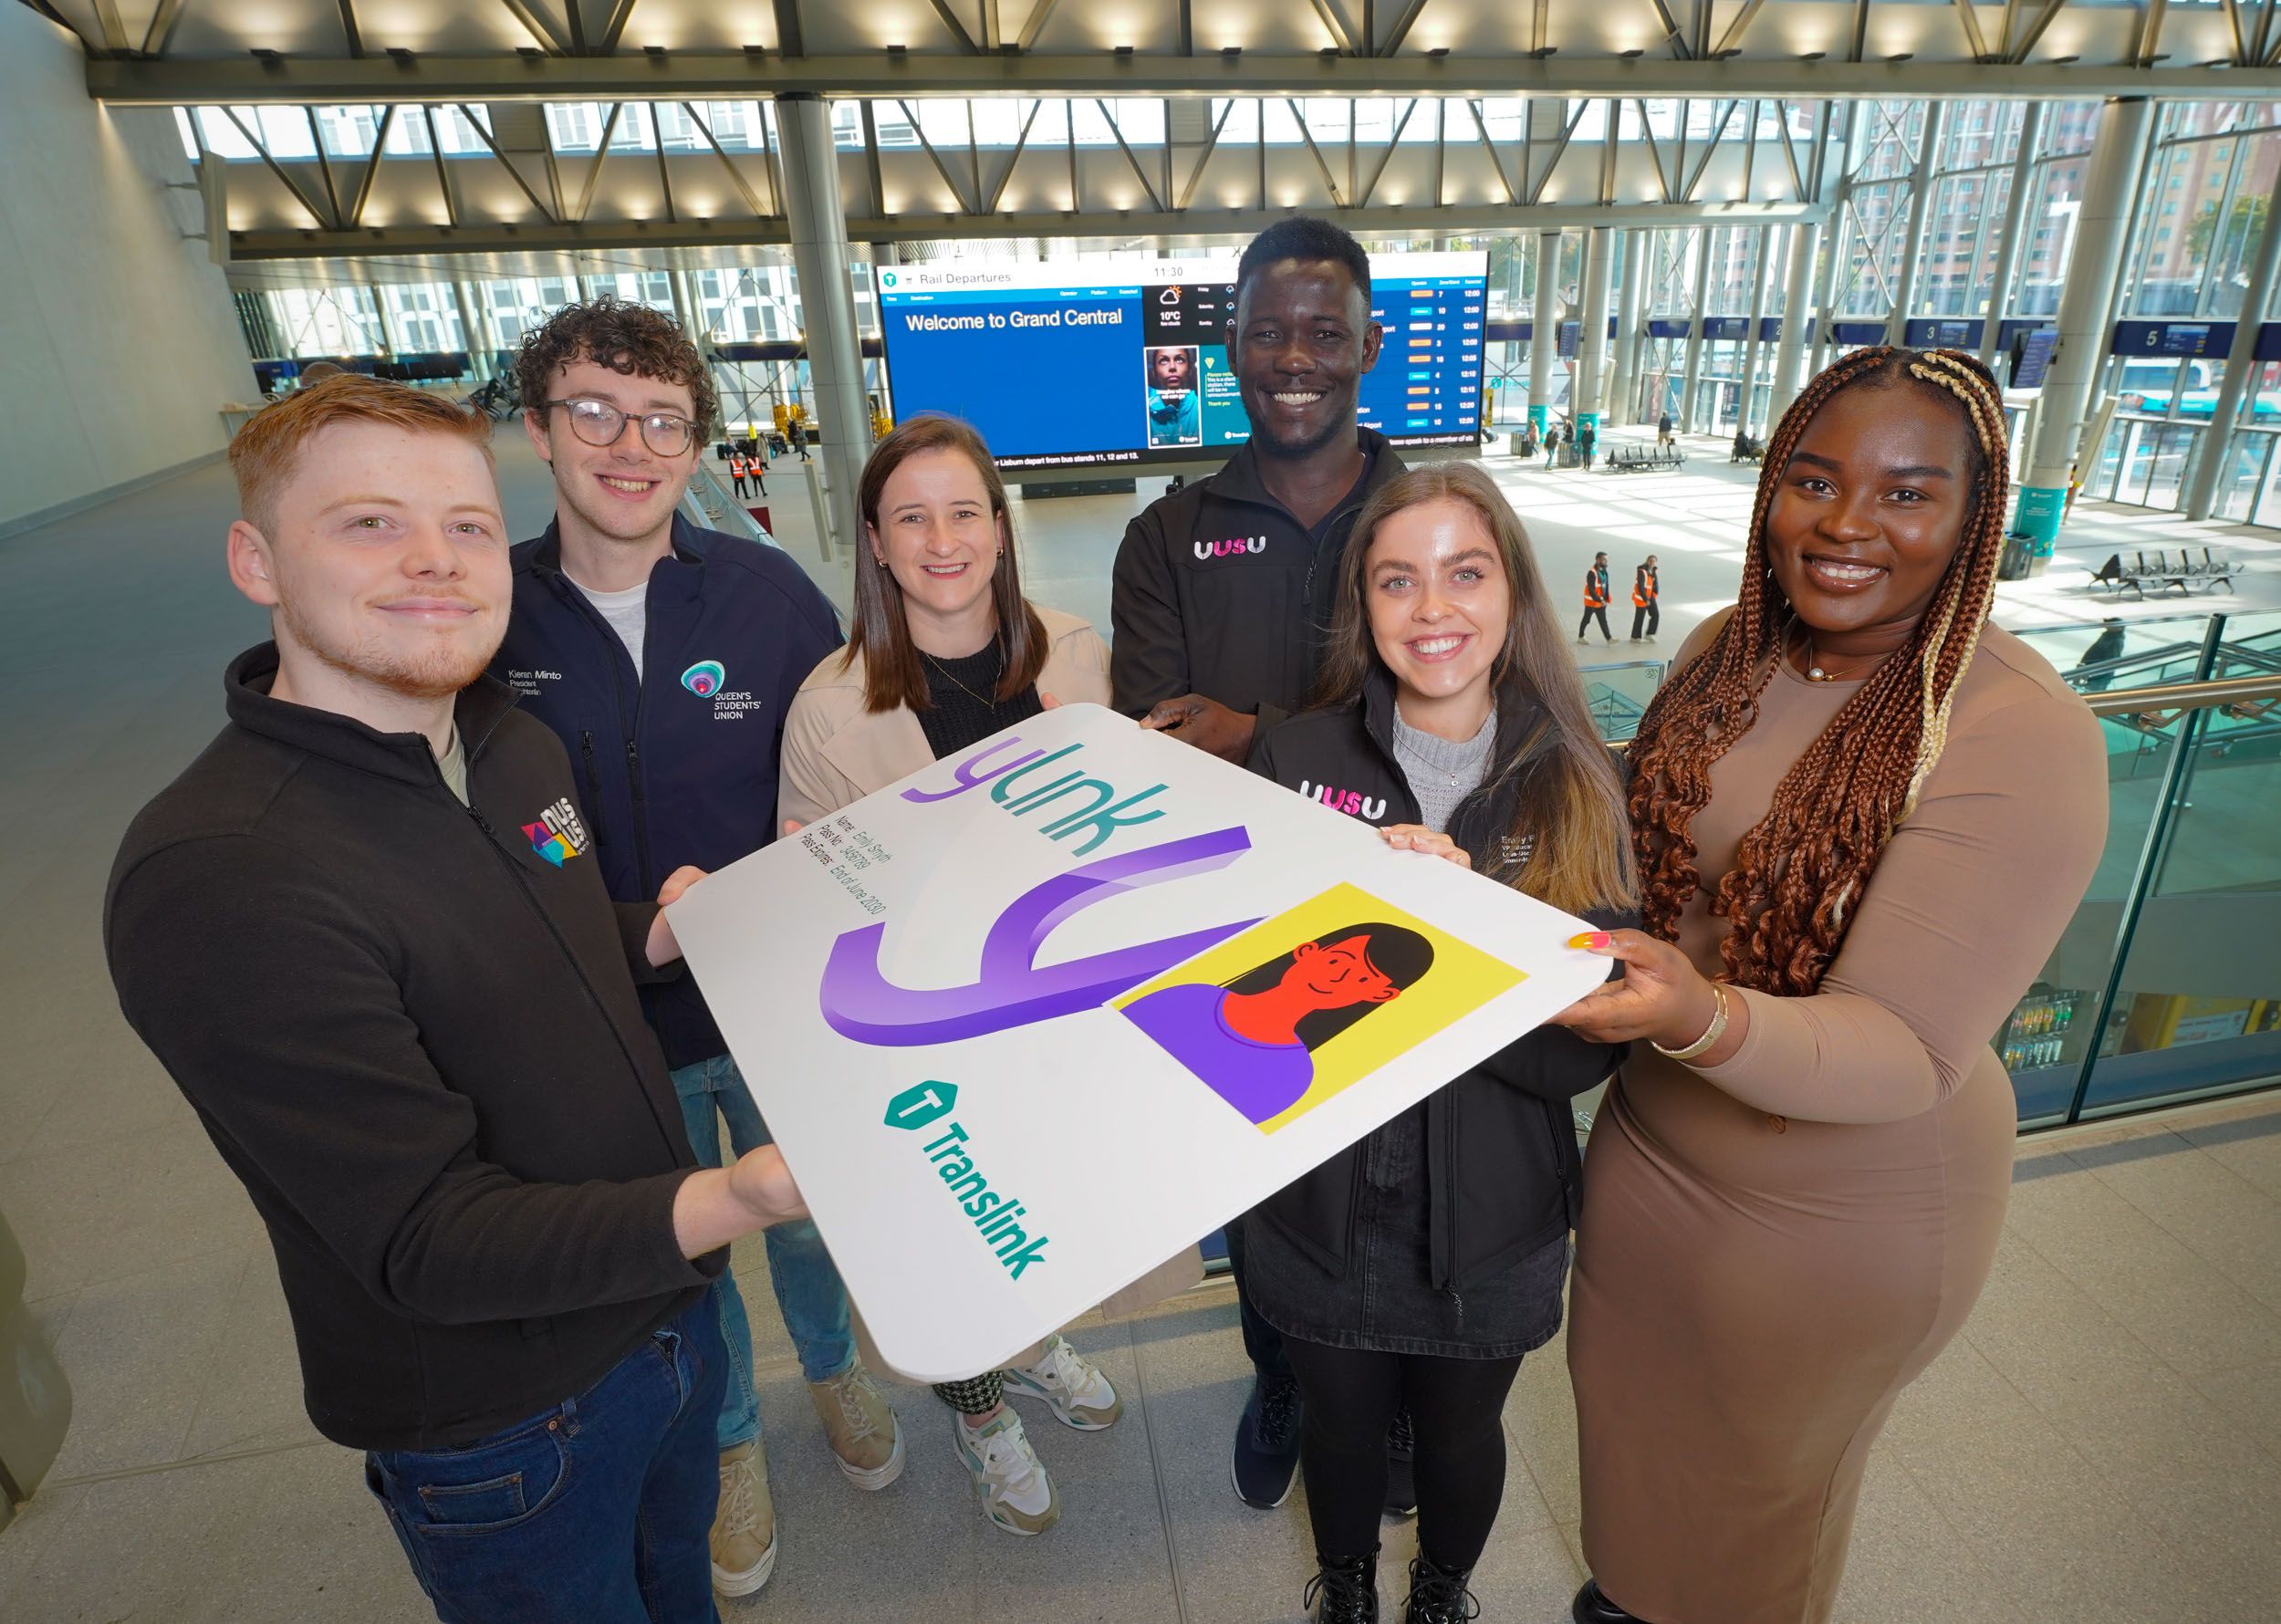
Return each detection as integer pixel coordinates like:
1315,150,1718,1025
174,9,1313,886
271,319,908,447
922,646,1004,707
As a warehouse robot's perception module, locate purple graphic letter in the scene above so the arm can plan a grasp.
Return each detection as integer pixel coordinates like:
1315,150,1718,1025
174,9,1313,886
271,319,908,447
818,826,1261,1046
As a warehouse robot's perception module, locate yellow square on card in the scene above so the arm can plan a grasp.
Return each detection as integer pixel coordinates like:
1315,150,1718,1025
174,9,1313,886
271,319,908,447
1111,882,1525,1133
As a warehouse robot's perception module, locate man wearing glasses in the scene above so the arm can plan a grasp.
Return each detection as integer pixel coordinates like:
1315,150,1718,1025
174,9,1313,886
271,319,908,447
493,297,896,1602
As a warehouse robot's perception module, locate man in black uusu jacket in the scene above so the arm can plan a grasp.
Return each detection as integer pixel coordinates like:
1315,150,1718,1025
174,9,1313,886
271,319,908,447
1111,217,1405,765
104,376,803,1624
1112,215,1422,1516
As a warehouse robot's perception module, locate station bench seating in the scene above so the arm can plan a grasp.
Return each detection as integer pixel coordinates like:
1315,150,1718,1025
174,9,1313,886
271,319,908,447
2089,547,2243,599
1600,442,1688,474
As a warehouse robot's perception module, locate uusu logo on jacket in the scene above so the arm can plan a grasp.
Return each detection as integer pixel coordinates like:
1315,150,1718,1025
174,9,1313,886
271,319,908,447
1301,780,1389,822
1193,536,1268,561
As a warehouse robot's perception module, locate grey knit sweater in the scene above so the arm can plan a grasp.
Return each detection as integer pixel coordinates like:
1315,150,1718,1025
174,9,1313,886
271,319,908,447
1391,703,1496,834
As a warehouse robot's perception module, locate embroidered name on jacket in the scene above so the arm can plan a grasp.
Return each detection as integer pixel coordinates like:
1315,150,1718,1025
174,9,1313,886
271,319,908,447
1193,536,1268,560
1301,780,1389,821
521,797,592,866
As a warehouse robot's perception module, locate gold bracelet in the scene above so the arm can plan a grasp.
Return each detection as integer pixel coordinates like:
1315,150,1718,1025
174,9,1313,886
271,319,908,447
1652,983,1731,1063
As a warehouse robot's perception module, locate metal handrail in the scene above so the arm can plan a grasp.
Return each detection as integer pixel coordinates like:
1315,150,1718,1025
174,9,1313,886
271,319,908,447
2082,672,2281,719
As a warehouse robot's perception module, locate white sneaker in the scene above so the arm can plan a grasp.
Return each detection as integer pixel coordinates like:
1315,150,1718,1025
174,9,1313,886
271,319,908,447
952,1409,1060,1536
1000,1334,1123,1431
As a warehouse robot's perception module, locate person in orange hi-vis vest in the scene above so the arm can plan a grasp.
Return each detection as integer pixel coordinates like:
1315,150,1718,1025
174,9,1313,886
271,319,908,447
729,450,752,500
1578,551,1613,644
1630,556,1660,641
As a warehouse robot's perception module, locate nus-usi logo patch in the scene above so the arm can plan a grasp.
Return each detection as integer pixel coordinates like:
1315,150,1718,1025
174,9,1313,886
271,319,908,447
520,797,591,866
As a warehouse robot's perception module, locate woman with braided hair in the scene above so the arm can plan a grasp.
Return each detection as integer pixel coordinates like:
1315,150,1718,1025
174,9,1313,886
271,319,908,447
1547,348,2108,1624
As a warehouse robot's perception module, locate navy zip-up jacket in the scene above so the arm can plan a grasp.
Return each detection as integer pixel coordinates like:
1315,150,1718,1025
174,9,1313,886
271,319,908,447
494,514,843,1069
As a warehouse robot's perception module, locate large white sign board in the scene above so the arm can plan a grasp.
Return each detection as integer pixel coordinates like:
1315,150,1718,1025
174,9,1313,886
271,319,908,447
668,704,1608,1382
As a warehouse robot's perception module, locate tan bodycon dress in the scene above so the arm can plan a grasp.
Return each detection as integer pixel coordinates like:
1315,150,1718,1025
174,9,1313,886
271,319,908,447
1568,619,2109,1624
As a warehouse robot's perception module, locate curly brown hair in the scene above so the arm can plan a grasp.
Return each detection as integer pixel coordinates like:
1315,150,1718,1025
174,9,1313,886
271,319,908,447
1624,347,2008,996
513,295,719,442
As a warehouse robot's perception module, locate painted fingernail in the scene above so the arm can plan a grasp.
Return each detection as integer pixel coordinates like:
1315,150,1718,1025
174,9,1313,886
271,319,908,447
1568,932,1614,950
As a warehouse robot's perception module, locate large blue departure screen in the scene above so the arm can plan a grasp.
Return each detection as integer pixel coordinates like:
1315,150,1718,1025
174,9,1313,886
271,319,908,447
875,253,1488,471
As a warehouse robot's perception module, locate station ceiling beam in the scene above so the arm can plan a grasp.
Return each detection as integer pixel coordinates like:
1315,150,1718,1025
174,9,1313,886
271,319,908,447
82,54,2281,105
219,196,1826,263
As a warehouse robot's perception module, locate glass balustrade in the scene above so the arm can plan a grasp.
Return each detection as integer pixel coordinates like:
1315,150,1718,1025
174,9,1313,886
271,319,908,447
1601,610,2281,1130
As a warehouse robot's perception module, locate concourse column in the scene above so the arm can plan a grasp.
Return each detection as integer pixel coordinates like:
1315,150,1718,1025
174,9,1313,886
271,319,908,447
2018,97,2157,562
1612,229,1648,425
1769,220,1818,424
1575,227,1615,435
2180,161,2281,518
773,91,872,560
1810,104,1866,380
1680,227,1713,431
1740,224,1777,434
452,281,491,379
1529,229,1560,432
1886,101,1948,349
1980,101,2044,379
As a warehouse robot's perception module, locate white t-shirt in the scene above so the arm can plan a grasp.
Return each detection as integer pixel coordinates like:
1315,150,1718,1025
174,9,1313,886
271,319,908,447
570,578,650,674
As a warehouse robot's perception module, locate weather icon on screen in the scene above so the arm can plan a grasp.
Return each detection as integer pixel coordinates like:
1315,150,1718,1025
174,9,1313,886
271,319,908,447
1160,286,1182,305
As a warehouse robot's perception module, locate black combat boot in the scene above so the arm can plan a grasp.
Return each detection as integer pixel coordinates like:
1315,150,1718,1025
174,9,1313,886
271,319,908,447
1304,1551,1379,1624
1402,1553,1479,1623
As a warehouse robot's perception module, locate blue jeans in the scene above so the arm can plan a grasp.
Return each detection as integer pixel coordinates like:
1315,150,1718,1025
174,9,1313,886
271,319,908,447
365,1297,724,1624
670,1053,857,1450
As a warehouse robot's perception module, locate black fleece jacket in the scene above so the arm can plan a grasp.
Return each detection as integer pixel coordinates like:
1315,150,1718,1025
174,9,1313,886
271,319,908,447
1245,669,1635,1292
1109,429,1406,724
104,647,721,1452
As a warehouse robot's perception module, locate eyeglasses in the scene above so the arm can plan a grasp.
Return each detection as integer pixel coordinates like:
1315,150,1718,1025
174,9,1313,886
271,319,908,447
545,398,697,457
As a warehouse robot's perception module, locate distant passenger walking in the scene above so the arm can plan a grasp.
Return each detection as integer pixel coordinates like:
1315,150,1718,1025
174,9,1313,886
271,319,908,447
1545,425,1561,469
1656,411,1674,448
1578,551,1613,643
1630,557,1660,641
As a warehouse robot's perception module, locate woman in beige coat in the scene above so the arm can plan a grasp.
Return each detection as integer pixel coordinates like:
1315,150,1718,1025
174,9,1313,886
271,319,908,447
776,413,1197,1540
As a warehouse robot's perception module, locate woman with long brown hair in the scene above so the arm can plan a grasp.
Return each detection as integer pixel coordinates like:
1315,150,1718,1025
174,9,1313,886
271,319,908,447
1550,349,2109,1624
1243,462,1637,1624
778,413,1199,1537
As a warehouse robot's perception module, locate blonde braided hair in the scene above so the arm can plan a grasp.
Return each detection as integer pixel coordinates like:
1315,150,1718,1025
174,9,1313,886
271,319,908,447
1624,347,2010,995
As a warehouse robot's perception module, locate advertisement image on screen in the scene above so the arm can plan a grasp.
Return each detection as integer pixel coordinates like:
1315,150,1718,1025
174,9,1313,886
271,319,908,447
875,252,1488,471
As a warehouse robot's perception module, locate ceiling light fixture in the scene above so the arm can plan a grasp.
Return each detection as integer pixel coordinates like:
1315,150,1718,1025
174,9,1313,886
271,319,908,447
1799,50,1826,61
1886,52,1913,63
386,47,414,67
1620,48,1644,59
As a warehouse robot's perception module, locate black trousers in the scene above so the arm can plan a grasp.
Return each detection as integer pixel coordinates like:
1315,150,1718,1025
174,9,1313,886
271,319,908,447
1224,1216,1294,1383
1630,600,1660,638
1578,606,1611,640
1282,1338,1526,1572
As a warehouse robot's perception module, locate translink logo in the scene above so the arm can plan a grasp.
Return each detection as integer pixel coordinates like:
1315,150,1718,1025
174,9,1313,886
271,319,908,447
883,1081,1050,1279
